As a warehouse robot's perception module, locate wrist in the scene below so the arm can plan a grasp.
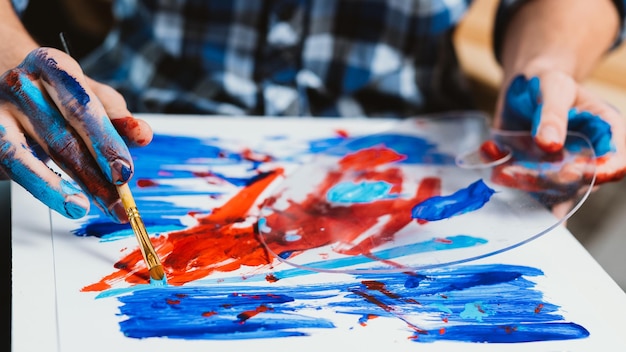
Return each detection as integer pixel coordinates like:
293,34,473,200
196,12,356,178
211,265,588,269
0,0,39,72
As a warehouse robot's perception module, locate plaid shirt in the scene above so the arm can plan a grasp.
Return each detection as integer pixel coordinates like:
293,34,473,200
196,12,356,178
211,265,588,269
12,0,626,117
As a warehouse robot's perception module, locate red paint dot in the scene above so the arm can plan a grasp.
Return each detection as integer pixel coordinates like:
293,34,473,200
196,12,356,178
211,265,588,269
136,179,158,188
335,129,349,138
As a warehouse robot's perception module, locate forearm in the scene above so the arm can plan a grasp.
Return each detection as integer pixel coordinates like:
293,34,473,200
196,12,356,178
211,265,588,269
499,0,620,84
0,0,39,71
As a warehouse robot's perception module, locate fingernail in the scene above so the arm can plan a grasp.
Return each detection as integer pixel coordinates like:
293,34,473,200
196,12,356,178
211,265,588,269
111,159,133,184
60,180,89,219
109,199,129,223
538,125,563,153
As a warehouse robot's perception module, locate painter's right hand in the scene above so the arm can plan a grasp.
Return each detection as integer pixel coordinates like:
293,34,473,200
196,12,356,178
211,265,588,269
0,47,153,222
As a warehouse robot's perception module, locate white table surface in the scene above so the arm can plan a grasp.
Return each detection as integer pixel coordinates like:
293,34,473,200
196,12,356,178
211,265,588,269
11,114,626,352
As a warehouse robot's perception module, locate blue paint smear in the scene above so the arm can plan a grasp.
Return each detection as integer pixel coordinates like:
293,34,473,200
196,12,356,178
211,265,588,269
326,180,396,203
319,134,456,165
567,109,614,156
72,217,186,241
412,179,496,221
113,264,589,343
273,235,488,273
415,323,588,343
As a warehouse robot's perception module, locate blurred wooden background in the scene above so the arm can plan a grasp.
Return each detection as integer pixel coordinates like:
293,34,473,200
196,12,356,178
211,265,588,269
454,0,626,114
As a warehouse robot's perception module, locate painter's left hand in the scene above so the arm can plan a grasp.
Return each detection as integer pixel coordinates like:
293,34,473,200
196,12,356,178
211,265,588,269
495,70,626,217
0,47,153,222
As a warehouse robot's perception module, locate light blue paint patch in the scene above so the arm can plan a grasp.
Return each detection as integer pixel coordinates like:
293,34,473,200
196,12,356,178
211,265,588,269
150,275,168,286
460,301,490,322
284,232,302,242
89,115,131,183
13,74,69,136
430,303,453,314
326,180,395,203
96,283,154,299
99,225,181,242
59,179,82,195
268,235,488,277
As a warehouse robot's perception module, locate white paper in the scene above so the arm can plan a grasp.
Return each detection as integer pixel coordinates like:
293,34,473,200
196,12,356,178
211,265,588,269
12,114,626,351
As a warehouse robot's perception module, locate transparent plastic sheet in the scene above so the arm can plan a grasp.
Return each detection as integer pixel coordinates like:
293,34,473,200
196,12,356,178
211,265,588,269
258,112,596,273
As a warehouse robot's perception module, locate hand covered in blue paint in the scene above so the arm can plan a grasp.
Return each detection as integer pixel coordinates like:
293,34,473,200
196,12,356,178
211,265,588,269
495,71,626,216
0,47,153,222
497,71,626,183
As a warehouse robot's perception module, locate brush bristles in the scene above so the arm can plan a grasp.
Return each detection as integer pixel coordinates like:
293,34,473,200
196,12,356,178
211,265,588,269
149,265,166,281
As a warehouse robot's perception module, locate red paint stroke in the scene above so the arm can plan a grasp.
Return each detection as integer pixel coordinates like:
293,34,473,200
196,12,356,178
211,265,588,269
538,141,562,154
264,176,441,259
335,129,350,138
237,304,271,323
534,303,544,314
241,148,273,163
192,171,214,178
84,146,444,290
479,140,508,161
359,314,379,326
352,281,427,334
596,155,626,183
136,179,158,188
339,146,406,170
82,169,284,291
202,311,218,317
503,326,518,334
111,116,150,146
361,280,401,299
265,274,279,283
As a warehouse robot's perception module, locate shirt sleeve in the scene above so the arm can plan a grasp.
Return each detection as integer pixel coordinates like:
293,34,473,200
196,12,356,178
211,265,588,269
492,0,626,63
10,0,29,16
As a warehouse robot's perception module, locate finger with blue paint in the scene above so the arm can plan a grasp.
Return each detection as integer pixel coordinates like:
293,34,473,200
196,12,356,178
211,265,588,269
0,47,153,222
499,72,626,185
0,113,91,219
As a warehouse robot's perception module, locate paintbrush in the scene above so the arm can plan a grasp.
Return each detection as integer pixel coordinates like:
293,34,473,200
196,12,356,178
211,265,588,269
117,183,166,282
59,32,165,282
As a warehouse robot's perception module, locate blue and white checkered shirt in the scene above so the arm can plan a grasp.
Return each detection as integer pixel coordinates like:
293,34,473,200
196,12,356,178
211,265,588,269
12,0,626,117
